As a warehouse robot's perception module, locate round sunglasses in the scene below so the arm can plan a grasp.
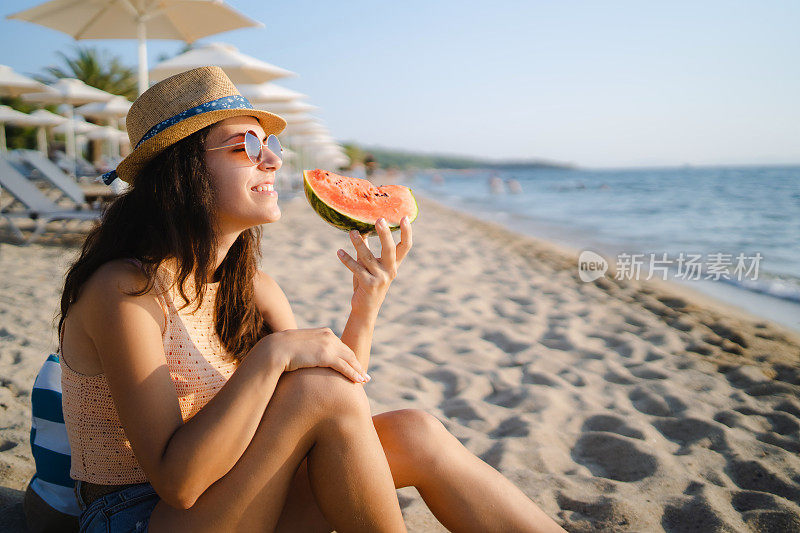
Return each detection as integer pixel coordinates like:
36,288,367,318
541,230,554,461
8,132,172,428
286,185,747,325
207,130,283,166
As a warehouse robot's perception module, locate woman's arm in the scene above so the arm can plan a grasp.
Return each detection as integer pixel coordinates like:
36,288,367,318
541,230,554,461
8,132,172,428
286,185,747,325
340,309,377,373
82,261,285,509
254,270,375,371
336,217,414,372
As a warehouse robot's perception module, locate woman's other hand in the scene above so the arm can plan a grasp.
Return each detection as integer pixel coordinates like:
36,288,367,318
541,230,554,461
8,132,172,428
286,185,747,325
263,327,370,384
337,216,413,316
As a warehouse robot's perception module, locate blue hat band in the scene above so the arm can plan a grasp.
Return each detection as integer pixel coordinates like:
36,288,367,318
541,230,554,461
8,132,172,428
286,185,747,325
102,94,255,185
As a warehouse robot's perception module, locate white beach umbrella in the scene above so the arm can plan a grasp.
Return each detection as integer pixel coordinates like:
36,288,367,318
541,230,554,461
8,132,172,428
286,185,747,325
84,125,127,141
0,64,54,97
2,108,66,153
75,96,131,121
7,0,262,95
22,78,117,107
258,100,318,115
76,96,131,157
239,83,308,104
279,113,319,126
22,109,67,127
150,42,295,85
283,121,330,136
22,78,115,172
84,124,129,157
53,116,105,136
0,105,35,153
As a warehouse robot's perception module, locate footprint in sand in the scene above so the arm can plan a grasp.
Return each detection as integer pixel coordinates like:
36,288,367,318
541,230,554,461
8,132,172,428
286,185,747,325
645,349,666,362
603,369,636,385
479,441,510,470
743,381,798,397
661,493,736,532
657,295,688,311
424,368,472,397
571,432,658,482
629,386,687,417
705,321,749,349
731,489,779,512
741,508,800,531
754,432,800,454
508,296,533,307
558,368,586,387
623,315,647,329
726,459,800,504
627,365,668,380
773,364,800,386
492,303,528,324
775,399,800,419
653,418,727,452
721,365,771,389
686,340,719,356
731,490,800,531
439,397,486,423
581,414,645,440
667,316,695,332
489,415,530,438
556,492,636,531
732,407,800,435
539,326,572,351
522,370,561,387
484,386,528,409
480,330,531,354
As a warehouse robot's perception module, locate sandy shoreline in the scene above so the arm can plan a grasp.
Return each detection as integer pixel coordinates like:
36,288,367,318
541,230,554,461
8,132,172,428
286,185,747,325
1,193,799,531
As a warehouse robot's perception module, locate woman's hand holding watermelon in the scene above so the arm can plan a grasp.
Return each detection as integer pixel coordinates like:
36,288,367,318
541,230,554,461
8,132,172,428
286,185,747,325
337,215,413,315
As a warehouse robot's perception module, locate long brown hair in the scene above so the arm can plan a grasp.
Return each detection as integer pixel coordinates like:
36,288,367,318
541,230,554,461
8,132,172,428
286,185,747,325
57,125,271,363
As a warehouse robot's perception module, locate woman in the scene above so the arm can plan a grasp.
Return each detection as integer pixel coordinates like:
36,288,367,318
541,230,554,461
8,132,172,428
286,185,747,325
57,66,564,532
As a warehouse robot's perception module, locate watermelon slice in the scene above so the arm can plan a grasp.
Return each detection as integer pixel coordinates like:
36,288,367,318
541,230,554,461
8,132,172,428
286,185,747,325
303,169,419,235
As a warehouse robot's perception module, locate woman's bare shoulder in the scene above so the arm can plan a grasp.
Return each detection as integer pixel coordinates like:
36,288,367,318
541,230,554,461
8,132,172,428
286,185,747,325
83,259,150,296
63,260,166,374
78,259,165,330
254,270,297,331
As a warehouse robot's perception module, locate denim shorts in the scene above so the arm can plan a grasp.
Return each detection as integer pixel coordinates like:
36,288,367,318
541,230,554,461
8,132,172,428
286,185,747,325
75,480,160,533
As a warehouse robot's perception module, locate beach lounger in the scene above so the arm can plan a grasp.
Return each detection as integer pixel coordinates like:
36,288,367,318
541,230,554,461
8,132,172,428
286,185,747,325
14,150,93,208
0,156,100,245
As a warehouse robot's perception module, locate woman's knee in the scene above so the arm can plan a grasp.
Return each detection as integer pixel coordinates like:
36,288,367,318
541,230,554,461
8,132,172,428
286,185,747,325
375,409,448,452
273,367,371,419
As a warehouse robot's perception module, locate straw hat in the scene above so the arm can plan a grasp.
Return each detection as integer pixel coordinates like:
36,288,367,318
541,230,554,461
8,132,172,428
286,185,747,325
102,66,286,185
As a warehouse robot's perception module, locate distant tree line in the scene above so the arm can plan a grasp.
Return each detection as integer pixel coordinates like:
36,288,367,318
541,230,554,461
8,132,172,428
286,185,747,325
342,143,574,170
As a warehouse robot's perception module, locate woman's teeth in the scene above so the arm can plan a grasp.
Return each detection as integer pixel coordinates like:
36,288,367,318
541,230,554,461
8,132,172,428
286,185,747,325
252,184,274,192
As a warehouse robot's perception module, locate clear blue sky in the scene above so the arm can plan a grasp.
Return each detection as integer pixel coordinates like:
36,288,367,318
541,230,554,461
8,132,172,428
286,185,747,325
2,0,798,168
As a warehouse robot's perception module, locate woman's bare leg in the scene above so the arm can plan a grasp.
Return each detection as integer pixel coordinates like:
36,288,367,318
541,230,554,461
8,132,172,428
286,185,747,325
276,409,564,533
147,367,406,533
407,412,564,533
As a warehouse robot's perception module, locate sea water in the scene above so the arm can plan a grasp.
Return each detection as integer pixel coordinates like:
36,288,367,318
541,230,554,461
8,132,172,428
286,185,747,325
405,165,800,331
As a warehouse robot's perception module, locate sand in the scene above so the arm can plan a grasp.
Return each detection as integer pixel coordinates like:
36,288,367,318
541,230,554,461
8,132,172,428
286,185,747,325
1,193,799,532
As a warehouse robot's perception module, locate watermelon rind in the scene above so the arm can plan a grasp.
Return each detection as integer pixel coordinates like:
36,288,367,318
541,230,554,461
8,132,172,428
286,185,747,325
303,170,418,235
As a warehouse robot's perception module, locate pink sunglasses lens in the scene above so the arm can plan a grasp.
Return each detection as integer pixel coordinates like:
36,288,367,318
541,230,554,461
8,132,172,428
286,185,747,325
243,131,283,165
244,131,262,164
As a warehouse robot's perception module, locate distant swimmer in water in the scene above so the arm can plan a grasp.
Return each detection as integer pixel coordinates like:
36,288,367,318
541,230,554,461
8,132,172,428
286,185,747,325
489,175,504,194
432,173,445,185
505,178,522,194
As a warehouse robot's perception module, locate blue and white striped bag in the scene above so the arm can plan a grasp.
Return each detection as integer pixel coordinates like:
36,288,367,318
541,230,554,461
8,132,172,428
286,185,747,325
29,353,80,516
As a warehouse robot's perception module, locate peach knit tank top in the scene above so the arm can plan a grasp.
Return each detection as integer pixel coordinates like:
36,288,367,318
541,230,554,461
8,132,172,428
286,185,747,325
60,260,238,484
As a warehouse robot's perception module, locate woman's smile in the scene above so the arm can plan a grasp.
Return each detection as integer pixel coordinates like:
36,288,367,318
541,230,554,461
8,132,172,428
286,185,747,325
250,182,278,196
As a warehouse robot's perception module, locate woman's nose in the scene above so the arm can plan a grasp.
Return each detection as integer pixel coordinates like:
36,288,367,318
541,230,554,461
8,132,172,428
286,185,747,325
258,149,282,172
